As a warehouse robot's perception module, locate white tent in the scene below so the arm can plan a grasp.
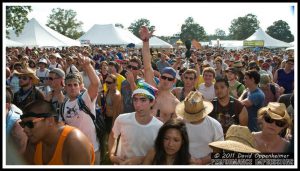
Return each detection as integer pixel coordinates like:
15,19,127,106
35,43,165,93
78,24,142,45
286,47,294,51
210,40,244,50
5,38,24,47
9,18,81,47
136,36,173,48
245,28,292,48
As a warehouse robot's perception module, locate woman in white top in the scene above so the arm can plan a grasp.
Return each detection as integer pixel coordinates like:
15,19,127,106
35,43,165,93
198,67,216,101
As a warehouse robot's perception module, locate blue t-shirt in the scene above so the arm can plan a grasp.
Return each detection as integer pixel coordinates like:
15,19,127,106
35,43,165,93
117,52,123,60
277,69,294,94
121,78,144,113
6,110,20,135
246,88,265,132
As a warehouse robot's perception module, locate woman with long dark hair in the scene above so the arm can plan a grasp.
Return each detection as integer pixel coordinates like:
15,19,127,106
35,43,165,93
143,118,191,165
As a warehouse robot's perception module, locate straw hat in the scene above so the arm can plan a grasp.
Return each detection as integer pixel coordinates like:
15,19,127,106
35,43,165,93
14,67,40,85
258,102,291,126
175,91,213,122
209,125,260,153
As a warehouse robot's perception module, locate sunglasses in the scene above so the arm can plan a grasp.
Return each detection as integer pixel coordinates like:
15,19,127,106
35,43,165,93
128,65,139,70
263,114,286,127
105,81,114,84
184,76,194,81
48,77,60,81
19,118,45,129
161,75,175,81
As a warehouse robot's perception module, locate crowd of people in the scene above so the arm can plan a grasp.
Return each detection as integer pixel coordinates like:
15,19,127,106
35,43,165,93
5,26,295,166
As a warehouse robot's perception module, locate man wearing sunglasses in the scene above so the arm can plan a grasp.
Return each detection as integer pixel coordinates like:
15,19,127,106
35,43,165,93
13,67,45,111
121,57,144,113
45,68,66,121
22,100,95,165
140,26,179,123
172,69,198,101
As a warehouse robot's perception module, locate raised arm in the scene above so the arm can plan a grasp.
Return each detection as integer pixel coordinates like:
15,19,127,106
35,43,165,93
78,52,100,101
139,26,157,87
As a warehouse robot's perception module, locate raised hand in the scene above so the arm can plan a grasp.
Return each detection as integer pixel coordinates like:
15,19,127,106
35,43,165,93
125,70,134,84
77,53,91,68
139,26,155,42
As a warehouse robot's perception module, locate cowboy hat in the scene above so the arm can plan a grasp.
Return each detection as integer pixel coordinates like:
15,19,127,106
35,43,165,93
258,102,291,126
209,125,260,153
14,67,40,85
175,91,213,122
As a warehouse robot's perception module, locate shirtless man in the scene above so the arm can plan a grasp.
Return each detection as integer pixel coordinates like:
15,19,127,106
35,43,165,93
22,100,95,165
139,26,179,123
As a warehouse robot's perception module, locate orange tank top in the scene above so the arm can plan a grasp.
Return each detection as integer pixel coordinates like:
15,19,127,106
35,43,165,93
33,125,95,165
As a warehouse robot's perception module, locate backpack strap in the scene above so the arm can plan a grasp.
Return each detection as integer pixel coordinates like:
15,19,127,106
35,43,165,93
229,96,235,116
59,98,68,122
212,97,218,117
77,93,95,121
236,83,242,91
114,134,121,156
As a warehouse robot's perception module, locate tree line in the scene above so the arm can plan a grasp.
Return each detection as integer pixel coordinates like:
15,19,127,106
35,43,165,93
6,6,294,43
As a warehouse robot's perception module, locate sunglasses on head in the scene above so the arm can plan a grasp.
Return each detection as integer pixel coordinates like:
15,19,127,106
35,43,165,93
128,65,139,70
161,75,175,81
263,114,286,127
19,118,45,129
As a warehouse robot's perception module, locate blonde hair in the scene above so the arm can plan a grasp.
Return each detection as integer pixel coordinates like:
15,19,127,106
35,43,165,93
202,67,216,78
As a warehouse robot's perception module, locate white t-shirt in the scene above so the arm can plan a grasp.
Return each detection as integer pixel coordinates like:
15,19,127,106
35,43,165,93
66,65,79,75
198,83,215,101
61,91,99,151
48,63,62,70
36,68,50,83
112,112,163,159
186,116,224,158
203,60,214,68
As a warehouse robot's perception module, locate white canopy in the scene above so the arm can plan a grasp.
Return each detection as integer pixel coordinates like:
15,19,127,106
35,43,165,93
286,47,294,51
5,38,24,47
210,40,244,50
136,36,173,48
245,28,292,48
78,24,142,45
9,18,81,47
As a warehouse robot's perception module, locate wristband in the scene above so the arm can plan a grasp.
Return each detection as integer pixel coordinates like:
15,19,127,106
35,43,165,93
143,38,149,42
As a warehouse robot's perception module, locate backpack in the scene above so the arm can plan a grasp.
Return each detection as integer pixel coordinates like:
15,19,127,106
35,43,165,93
60,93,106,143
